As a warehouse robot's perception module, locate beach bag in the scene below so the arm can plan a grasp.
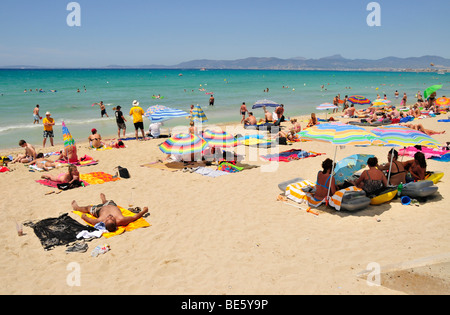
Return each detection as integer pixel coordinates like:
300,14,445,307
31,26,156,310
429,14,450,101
117,166,130,178
278,137,287,145
57,180,83,191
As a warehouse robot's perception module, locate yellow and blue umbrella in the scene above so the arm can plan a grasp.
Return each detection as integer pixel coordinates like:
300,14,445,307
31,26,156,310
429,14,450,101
191,104,208,123
159,133,208,155
62,121,75,147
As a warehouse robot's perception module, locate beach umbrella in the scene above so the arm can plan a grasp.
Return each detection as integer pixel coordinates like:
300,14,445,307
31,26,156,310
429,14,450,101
298,123,385,202
372,125,441,149
436,97,450,108
424,85,442,100
202,129,238,148
348,95,371,106
252,99,280,109
334,154,375,185
371,100,387,108
191,104,208,123
372,125,441,184
62,121,75,147
316,103,338,120
159,133,208,155
145,105,189,122
316,103,338,110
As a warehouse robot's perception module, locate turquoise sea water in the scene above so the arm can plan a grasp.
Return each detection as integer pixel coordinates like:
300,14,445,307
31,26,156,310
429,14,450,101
0,69,448,150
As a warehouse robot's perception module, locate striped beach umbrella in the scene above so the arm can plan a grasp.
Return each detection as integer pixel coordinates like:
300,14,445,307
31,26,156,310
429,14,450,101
145,105,189,122
348,95,372,106
316,103,338,110
202,129,238,148
252,99,280,109
62,121,75,147
371,100,387,108
298,123,385,146
372,125,441,148
159,133,208,155
298,123,385,203
191,104,208,123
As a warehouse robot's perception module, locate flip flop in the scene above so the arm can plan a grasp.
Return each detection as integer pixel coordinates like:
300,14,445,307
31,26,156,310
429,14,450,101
65,241,88,253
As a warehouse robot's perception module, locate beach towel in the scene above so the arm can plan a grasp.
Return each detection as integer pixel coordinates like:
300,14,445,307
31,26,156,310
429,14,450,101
328,186,363,211
0,166,9,173
73,206,150,238
217,162,244,173
432,152,450,162
79,172,121,185
285,180,325,208
57,155,98,167
24,213,97,250
194,167,229,177
399,146,449,159
261,149,324,162
36,178,89,189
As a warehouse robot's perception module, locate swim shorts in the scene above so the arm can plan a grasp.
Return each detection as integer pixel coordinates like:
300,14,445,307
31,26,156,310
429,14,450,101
90,200,117,218
43,130,54,138
117,122,126,130
134,122,144,130
101,109,107,116
34,114,40,122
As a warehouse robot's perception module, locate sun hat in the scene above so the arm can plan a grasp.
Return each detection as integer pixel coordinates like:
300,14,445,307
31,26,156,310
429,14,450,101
46,112,51,115
133,100,139,106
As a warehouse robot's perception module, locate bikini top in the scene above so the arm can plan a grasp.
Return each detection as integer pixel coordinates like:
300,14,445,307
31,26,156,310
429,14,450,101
316,172,332,189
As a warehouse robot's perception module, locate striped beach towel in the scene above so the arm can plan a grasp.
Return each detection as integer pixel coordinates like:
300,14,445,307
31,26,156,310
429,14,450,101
285,180,326,208
329,186,363,211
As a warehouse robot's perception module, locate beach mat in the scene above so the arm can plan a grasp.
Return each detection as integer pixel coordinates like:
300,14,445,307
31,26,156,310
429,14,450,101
79,172,121,185
73,206,150,238
260,149,324,162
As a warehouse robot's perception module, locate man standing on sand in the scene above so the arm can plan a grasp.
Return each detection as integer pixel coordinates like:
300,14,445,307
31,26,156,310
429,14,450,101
71,193,149,233
129,100,146,140
42,112,55,147
114,106,127,139
33,105,42,124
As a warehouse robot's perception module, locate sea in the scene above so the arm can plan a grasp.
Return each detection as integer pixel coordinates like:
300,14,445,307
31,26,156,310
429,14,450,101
0,69,448,150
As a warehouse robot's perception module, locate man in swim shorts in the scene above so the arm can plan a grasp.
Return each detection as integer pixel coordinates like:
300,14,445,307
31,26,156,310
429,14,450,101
129,100,146,140
33,105,41,124
71,193,149,232
42,112,55,147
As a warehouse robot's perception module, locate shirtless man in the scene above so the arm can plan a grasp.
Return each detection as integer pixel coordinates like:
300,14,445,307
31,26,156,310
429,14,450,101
33,105,41,124
94,101,109,118
244,112,257,126
11,140,36,163
88,128,103,149
240,102,248,123
71,193,149,233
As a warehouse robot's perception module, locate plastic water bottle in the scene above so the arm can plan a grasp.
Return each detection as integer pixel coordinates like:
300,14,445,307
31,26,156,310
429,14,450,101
91,244,110,257
397,182,404,197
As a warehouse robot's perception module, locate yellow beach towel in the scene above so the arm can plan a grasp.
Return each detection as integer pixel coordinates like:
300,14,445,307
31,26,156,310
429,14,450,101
285,180,326,208
329,186,363,211
74,206,150,238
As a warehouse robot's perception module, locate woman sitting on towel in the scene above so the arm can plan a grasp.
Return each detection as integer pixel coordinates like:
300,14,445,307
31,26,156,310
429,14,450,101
41,164,79,184
352,157,387,196
306,113,318,128
313,158,338,202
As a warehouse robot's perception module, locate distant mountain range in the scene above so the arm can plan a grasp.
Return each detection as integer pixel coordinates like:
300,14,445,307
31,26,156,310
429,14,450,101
3,55,450,71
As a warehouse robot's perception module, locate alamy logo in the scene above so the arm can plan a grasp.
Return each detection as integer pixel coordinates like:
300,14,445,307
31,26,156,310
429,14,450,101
367,2,381,27
67,2,81,27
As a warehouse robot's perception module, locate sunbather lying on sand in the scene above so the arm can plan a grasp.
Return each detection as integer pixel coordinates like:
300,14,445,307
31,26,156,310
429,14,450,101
26,153,60,171
41,164,79,184
71,193,149,232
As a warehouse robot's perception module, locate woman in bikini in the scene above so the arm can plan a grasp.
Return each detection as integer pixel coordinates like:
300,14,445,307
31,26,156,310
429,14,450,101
41,164,79,184
306,113,318,128
352,157,387,197
88,128,103,149
403,152,427,182
313,158,338,202
26,153,59,171
378,149,406,186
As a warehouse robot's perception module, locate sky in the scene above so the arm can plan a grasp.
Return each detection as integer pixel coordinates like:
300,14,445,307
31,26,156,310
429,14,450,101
1,0,450,67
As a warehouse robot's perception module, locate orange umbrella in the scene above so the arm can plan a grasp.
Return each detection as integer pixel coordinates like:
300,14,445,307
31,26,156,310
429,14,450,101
436,97,450,107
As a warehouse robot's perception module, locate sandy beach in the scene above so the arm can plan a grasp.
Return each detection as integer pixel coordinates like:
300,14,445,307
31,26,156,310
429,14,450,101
1,114,449,295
